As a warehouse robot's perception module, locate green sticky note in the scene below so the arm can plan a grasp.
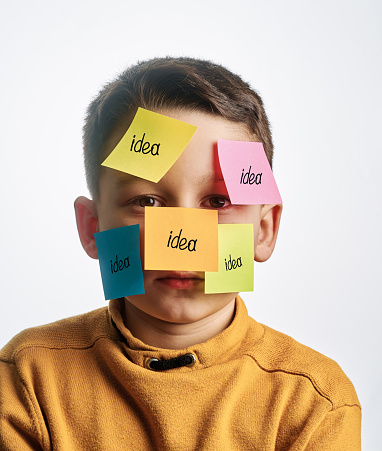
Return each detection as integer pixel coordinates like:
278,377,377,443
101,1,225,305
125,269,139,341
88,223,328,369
205,224,254,294
101,108,197,182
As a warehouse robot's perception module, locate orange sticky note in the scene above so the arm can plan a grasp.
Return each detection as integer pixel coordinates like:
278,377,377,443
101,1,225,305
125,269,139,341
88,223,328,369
145,207,218,271
101,108,197,182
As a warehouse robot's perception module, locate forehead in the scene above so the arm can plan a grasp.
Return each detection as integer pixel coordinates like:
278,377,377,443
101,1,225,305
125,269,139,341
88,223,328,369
100,109,256,193
162,108,254,143
104,108,254,157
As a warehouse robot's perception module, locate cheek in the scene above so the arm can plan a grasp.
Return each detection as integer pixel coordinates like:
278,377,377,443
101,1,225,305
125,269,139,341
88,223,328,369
217,206,260,225
97,205,125,231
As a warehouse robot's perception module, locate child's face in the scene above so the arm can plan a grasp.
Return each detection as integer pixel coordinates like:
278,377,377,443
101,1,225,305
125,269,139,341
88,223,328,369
95,109,264,324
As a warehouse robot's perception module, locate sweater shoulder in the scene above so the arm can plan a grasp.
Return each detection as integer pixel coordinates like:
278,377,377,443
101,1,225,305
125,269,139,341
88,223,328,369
0,307,113,362
247,321,360,410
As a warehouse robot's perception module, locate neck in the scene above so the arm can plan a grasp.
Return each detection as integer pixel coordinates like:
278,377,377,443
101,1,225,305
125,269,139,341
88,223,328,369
122,299,236,350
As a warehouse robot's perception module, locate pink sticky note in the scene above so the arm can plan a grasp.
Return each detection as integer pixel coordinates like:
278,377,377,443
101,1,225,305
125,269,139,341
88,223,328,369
218,140,282,205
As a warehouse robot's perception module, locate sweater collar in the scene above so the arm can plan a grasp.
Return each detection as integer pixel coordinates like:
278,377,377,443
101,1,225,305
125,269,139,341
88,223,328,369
108,296,264,371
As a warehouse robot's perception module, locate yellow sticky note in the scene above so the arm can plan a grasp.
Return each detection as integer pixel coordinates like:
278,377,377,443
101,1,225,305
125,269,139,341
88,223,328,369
145,208,218,271
101,108,197,182
205,224,254,293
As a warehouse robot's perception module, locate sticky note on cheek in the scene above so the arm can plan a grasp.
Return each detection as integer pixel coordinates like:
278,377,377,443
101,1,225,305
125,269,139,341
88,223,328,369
145,207,218,271
94,224,145,300
205,224,254,294
218,140,282,205
101,108,197,183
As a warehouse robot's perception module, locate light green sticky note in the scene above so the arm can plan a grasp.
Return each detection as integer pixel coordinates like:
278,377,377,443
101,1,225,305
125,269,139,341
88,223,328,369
205,224,254,294
101,107,197,182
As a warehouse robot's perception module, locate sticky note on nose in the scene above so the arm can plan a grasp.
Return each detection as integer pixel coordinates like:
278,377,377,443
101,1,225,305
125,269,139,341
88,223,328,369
94,224,145,300
205,224,254,294
145,207,218,271
101,108,197,183
218,140,282,205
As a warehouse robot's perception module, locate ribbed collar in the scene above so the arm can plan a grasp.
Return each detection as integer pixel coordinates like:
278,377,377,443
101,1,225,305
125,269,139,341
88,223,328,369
108,296,264,371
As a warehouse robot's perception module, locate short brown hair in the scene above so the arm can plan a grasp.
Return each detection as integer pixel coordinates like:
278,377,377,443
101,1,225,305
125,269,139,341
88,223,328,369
83,57,273,199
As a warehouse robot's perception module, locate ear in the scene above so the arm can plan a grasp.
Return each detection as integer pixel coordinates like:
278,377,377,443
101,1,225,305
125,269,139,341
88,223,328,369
74,196,99,259
255,204,282,262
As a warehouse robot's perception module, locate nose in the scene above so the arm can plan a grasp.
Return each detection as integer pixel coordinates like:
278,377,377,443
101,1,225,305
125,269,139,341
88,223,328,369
166,191,200,209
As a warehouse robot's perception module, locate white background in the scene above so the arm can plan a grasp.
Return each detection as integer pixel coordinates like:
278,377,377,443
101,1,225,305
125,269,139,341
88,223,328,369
1,0,381,448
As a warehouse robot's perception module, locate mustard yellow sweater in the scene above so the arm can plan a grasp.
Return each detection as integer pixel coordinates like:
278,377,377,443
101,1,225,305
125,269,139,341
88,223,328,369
0,297,361,450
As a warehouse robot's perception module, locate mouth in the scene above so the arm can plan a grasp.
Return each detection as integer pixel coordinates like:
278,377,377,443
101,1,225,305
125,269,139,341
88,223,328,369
155,272,205,290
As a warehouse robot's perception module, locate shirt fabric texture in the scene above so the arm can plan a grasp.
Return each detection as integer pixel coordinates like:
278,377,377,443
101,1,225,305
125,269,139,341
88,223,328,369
0,296,361,450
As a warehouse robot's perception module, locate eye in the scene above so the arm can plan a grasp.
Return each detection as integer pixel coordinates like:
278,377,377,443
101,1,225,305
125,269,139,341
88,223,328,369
209,197,226,208
128,196,163,208
204,196,231,209
138,196,158,207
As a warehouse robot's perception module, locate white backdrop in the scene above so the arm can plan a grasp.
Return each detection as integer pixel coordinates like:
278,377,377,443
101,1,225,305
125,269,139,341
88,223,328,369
1,1,381,448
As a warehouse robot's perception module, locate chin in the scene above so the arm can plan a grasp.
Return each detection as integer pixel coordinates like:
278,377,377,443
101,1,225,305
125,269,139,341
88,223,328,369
153,298,210,324
128,292,234,325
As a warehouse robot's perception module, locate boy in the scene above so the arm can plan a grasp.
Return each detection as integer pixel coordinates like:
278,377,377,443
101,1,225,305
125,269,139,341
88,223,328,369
0,57,361,450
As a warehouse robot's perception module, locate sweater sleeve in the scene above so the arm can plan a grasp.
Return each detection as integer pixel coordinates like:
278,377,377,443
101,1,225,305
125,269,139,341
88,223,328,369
0,360,45,450
305,405,361,450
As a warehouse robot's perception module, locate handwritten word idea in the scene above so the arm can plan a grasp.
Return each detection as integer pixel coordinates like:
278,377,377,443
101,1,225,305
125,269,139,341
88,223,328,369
130,133,160,156
240,166,262,185
110,255,131,274
224,254,242,271
167,229,197,251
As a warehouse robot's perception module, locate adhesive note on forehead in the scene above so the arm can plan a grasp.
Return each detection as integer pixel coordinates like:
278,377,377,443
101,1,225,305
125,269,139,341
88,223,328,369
218,140,282,205
145,207,218,271
101,108,197,182
205,224,254,294
94,224,145,300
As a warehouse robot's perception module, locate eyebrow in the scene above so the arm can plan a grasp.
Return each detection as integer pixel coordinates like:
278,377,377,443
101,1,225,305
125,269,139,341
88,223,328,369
196,173,225,184
114,175,153,190
113,172,225,191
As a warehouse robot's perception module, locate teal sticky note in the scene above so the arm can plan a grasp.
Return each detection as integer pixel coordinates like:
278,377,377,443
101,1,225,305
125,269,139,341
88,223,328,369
94,224,145,300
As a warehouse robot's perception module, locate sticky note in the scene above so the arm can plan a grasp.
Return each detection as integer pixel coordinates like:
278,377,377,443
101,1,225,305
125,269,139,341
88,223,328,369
94,224,145,300
145,207,218,271
101,108,197,182
205,224,254,293
218,140,282,205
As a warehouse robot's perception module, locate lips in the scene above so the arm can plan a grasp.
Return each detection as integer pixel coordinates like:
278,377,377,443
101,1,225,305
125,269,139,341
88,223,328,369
156,272,204,289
